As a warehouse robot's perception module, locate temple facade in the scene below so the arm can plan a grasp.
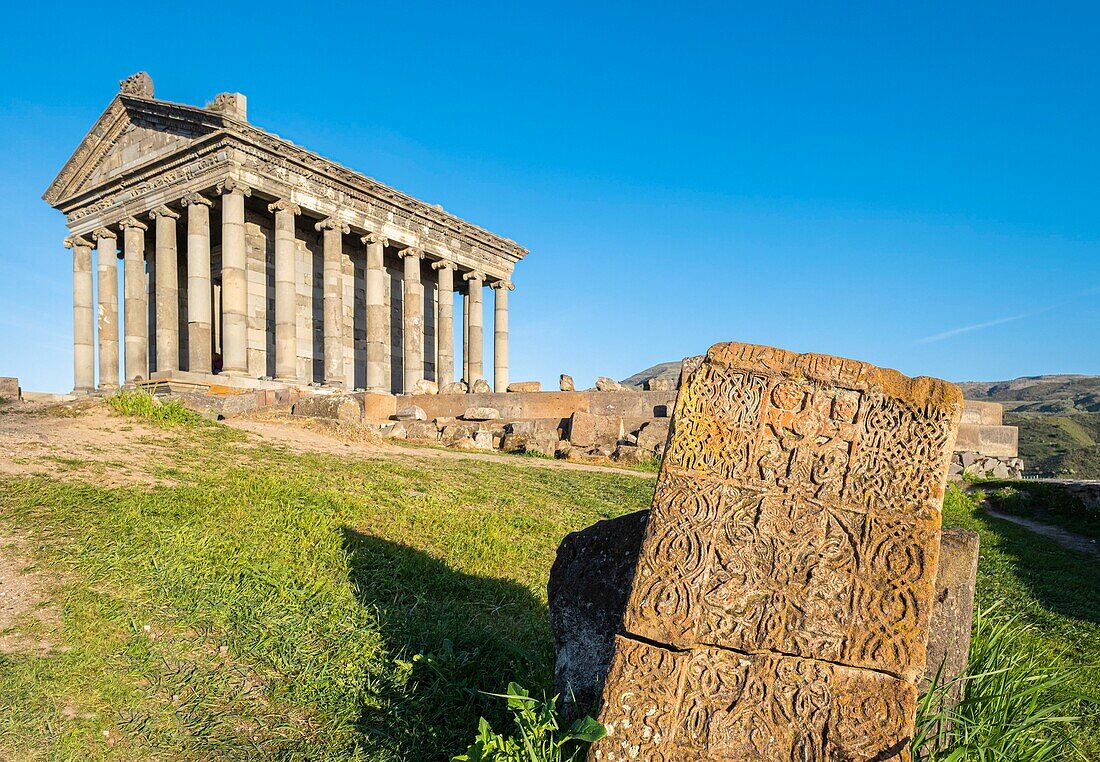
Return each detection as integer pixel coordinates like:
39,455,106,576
44,73,527,395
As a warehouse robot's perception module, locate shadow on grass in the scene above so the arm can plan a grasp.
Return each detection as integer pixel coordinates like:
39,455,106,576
340,528,553,760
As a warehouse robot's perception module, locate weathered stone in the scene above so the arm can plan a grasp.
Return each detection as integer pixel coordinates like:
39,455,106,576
441,422,480,443
472,429,495,450
507,380,542,393
644,377,673,391
555,440,572,458
410,379,438,395
612,443,643,465
595,376,622,392
439,381,468,395
404,421,440,440
461,406,500,421
394,405,427,422
568,411,624,448
560,374,575,392
590,342,962,761
503,429,560,458
450,436,478,450
0,377,21,400
678,354,704,389
470,379,492,394
292,394,361,423
434,416,456,428
383,422,407,439
924,529,979,701
551,521,979,736
635,418,671,457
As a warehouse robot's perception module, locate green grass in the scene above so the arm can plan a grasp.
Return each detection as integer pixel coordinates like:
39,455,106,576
105,389,207,427
978,480,1100,542
0,427,1096,759
1008,411,1100,477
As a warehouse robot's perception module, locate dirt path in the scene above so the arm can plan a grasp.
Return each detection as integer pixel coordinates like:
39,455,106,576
983,507,1100,559
227,414,657,479
0,399,177,486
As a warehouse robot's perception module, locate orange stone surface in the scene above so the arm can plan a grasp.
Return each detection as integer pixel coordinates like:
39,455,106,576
592,342,962,761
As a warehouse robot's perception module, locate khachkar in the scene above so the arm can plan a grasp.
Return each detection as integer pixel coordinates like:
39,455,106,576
591,342,963,762
44,72,527,394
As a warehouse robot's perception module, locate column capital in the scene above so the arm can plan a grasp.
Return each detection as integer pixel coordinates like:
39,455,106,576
462,270,485,283
92,227,117,242
215,177,251,197
148,204,181,221
431,259,458,271
361,232,388,247
63,234,94,250
489,279,514,291
315,216,350,234
180,192,213,208
268,199,301,215
398,246,424,260
118,216,148,231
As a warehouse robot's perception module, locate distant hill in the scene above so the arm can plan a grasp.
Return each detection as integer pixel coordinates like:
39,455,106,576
620,361,684,390
957,375,1100,413
625,364,1100,478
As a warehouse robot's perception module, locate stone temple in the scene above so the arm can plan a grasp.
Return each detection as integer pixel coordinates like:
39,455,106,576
44,72,526,395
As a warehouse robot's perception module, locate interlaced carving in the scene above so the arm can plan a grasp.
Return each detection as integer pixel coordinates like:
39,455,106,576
594,342,962,761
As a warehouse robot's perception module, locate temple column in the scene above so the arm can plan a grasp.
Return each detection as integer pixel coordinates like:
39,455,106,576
149,205,181,372
491,279,513,391
217,178,251,376
464,271,485,383
65,235,96,393
316,216,349,387
362,232,389,392
93,228,119,390
432,260,456,388
181,192,212,373
269,199,301,382
120,216,149,383
462,289,470,383
399,247,425,392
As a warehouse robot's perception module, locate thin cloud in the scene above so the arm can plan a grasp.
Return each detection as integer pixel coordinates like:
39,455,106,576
916,311,1044,345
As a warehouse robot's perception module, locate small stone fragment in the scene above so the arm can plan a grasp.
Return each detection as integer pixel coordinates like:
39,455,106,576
470,379,492,394
644,377,673,391
595,376,622,392
559,374,575,392
507,381,542,393
439,381,468,395
394,405,427,422
461,407,500,421
410,379,438,395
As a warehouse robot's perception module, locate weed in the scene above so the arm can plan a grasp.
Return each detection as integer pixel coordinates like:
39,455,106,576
453,683,604,762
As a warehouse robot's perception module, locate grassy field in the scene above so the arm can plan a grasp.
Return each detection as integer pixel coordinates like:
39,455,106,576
1007,411,1100,477
0,410,1097,759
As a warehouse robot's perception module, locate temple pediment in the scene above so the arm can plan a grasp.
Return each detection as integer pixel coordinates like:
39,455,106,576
43,95,223,208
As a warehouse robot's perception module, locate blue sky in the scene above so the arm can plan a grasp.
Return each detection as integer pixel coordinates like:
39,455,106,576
2,2,1097,393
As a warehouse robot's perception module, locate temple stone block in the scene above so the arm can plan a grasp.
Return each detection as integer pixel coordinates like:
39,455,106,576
93,228,119,389
120,216,149,383
591,342,963,761
363,233,389,391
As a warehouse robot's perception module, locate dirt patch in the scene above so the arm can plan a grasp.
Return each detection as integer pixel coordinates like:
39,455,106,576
0,532,58,655
0,398,176,486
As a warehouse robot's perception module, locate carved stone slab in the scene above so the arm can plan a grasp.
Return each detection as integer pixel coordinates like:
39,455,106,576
592,342,962,761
